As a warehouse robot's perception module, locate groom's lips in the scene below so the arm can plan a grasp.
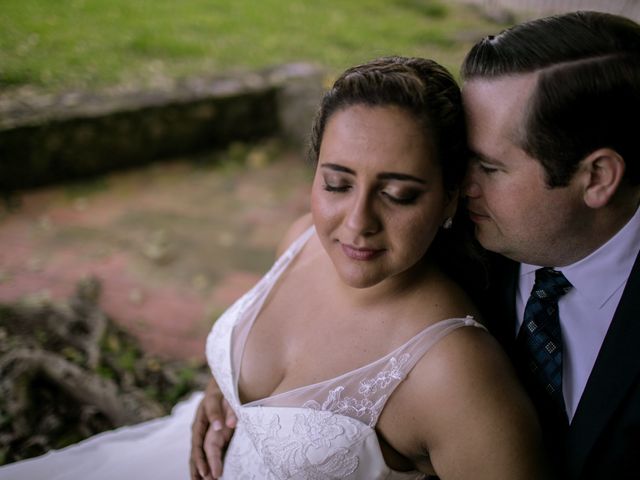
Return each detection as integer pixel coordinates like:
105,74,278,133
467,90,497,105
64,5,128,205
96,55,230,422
467,208,490,223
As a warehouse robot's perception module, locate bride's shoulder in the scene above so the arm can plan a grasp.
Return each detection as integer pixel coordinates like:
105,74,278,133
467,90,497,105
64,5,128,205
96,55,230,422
275,213,314,257
408,269,482,327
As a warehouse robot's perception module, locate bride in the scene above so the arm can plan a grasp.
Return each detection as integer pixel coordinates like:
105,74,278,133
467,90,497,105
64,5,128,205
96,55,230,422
0,56,550,480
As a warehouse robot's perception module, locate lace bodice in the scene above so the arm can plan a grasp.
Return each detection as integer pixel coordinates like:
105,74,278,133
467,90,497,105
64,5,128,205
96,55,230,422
206,227,485,479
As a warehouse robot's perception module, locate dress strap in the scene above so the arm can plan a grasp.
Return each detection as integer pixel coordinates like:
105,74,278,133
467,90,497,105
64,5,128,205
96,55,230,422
254,317,486,427
381,317,485,383
262,225,315,283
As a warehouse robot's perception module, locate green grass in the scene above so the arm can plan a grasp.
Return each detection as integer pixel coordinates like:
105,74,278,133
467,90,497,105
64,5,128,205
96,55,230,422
0,0,504,95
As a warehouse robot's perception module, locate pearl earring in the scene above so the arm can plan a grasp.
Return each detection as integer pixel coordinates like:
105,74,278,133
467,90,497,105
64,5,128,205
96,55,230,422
443,217,453,229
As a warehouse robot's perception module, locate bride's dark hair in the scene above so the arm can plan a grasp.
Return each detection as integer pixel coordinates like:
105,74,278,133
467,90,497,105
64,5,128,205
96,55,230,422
307,56,487,294
308,56,466,193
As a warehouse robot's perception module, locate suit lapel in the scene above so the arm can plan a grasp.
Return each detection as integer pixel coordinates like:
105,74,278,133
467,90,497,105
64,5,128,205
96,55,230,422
565,251,640,477
485,254,519,352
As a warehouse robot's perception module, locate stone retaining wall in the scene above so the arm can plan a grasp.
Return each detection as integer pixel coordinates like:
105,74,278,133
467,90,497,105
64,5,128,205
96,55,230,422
0,63,325,191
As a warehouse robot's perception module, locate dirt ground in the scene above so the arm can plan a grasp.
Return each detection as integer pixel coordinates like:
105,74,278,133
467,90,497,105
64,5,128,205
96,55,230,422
0,140,312,361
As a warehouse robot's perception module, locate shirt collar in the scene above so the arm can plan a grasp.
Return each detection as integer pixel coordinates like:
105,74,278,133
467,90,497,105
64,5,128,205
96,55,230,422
520,206,640,309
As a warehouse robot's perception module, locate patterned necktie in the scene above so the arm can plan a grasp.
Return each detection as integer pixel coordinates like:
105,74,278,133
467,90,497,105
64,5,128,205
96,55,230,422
517,267,573,414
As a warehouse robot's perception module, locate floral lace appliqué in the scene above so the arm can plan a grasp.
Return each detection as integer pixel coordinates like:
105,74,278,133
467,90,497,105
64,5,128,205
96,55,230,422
243,409,360,479
303,353,411,427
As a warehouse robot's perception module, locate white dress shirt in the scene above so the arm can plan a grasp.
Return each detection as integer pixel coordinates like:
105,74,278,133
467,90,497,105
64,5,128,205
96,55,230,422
516,206,640,421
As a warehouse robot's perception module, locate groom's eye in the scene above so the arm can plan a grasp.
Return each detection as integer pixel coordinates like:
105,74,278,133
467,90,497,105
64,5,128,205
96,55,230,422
478,163,498,174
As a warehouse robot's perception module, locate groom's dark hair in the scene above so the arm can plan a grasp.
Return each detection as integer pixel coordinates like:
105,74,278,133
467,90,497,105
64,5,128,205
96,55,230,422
462,11,640,187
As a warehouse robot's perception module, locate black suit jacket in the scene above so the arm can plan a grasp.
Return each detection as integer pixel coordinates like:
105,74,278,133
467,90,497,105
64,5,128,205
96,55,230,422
478,251,640,479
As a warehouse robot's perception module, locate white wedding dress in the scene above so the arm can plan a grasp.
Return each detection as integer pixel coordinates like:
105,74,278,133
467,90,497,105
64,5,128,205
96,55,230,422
0,227,484,480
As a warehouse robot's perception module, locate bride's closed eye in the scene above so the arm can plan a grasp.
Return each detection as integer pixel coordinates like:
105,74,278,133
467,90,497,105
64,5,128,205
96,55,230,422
381,191,420,205
323,182,351,193
322,173,352,193
381,186,423,205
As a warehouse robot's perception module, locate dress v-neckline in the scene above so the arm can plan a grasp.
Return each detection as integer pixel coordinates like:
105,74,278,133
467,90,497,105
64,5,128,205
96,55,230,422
231,226,315,406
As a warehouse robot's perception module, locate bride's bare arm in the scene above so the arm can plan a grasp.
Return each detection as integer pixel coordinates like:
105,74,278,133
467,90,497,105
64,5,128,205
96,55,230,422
390,326,553,479
189,378,237,480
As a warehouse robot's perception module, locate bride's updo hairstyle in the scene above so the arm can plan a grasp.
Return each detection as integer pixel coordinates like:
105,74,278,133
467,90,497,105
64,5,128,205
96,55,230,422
307,56,486,292
308,56,467,195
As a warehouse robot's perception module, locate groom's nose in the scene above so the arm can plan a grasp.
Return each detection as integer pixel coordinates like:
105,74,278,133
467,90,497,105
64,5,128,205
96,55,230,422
462,166,482,199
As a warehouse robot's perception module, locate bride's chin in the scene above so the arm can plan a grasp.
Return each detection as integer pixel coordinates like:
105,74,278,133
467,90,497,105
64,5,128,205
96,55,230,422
333,266,385,290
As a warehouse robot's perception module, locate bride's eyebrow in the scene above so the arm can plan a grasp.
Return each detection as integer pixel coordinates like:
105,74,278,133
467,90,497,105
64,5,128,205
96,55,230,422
320,163,426,184
377,172,426,184
319,163,355,175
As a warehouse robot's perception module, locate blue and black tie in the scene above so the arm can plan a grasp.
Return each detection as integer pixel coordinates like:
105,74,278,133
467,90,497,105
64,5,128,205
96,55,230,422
517,267,573,414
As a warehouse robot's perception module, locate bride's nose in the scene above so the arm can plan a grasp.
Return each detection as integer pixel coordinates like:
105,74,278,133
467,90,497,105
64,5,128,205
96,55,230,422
345,190,381,236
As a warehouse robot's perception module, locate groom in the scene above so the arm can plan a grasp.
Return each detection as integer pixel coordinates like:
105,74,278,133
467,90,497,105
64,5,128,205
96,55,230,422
191,11,640,480
461,10,640,479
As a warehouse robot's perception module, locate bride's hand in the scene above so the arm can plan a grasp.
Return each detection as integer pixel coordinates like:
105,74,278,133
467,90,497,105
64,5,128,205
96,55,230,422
190,378,237,479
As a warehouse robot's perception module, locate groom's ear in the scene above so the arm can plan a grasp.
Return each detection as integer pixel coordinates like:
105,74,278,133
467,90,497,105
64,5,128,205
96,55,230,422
579,148,625,209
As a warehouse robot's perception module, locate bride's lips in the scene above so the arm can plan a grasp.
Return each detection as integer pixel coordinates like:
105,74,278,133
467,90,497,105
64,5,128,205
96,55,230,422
340,243,385,261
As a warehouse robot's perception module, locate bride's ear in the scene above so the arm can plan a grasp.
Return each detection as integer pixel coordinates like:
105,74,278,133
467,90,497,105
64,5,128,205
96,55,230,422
443,189,459,222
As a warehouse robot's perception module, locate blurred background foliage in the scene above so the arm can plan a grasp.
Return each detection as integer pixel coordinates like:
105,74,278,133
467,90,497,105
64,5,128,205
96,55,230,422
0,0,505,94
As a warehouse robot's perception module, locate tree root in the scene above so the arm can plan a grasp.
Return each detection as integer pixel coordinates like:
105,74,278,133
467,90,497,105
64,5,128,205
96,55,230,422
0,276,209,465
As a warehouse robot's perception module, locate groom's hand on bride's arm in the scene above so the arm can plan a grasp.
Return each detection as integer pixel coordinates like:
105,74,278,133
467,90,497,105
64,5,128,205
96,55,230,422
190,378,237,479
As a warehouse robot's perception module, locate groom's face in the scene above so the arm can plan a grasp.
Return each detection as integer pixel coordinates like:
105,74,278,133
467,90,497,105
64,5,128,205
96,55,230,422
462,74,587,266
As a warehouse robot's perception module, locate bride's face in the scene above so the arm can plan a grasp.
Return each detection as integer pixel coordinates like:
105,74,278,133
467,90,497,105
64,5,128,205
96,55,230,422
311,104,456,289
